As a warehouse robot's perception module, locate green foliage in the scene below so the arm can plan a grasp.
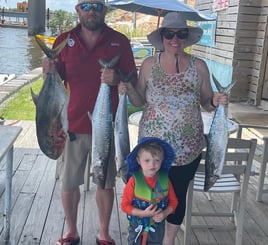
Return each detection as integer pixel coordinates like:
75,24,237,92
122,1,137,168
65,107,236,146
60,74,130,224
0,79,43,120
49,10,75,35
112,25,147,39
106,8,149,38
127,104,143,115
0,78,143,121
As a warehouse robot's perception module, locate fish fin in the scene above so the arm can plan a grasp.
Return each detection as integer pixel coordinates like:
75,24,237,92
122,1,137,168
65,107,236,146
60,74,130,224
35,34,70,59
212,74,225,93
118,70,135,83
204,175,218,192
98,54,121,68
224,80,237,94
212,74,237,94
30,87,38,105
88,111,92,121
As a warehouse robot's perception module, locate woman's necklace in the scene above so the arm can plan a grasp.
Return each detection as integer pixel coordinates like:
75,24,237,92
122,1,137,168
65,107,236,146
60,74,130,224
175,54,179,73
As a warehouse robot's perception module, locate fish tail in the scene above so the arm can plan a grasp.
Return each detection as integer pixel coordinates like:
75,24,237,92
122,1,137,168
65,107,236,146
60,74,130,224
30,87,38,105
118,71,135,83
212,74,237,94
35,34,70,59
98,54,121,68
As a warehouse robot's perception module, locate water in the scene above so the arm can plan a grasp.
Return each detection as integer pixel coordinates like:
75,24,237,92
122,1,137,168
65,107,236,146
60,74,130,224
0,27,44,75
0,1,78,76
0,0,76,12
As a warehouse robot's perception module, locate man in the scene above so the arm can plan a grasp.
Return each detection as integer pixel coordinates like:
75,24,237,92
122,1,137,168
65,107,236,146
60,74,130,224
44,1,137,244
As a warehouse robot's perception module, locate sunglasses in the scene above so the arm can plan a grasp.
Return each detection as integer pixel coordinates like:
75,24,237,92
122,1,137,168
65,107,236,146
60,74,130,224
161,29,189,40
79,3,104,12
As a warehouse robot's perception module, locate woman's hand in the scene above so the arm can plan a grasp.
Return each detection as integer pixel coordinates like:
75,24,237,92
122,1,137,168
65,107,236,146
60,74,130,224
212,93,228,107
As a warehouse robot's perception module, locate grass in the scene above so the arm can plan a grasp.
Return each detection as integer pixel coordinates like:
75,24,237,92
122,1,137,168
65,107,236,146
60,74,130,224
0,79,143,121
0,79,43,120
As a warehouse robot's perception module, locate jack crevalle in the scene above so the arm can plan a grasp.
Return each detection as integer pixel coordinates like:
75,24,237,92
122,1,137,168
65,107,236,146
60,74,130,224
204,74,236,191
89,54,120,188
31,35,69,160
114,72,134,183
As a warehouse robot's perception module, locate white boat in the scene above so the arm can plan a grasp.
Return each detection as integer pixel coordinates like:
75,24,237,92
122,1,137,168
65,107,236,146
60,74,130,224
0,73,16,85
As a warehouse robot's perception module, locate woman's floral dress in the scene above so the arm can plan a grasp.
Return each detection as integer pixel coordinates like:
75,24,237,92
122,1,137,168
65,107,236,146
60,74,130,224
138,53,206,166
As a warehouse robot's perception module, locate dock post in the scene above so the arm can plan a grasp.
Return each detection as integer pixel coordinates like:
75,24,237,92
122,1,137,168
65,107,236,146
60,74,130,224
28,0,46,35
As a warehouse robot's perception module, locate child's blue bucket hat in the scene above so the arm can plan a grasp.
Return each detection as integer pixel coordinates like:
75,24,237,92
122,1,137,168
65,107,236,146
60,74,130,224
127,137,175,176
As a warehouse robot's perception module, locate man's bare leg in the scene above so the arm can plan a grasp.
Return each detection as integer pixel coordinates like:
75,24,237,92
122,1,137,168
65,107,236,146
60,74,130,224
59,187,80,240
96,187,114,242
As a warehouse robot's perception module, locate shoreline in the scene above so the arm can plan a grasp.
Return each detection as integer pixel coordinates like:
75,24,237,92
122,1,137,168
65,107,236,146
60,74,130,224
0,67,42,105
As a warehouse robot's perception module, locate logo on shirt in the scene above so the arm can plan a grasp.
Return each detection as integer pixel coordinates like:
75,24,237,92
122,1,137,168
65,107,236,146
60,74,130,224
68,38,75,47
111,42,120,47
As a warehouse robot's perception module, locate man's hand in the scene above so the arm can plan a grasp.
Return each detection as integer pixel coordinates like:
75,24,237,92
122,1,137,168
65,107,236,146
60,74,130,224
100,68,118,86
42,58,57,74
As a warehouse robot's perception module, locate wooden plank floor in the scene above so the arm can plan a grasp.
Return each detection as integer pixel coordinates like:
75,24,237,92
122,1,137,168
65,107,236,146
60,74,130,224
0,120,267,244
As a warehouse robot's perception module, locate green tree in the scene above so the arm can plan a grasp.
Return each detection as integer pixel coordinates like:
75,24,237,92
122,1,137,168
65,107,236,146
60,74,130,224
49,10,75,35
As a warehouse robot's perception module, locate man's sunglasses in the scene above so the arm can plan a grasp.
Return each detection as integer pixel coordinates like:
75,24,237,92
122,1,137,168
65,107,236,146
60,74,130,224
79,3,105,12
161,29,189,40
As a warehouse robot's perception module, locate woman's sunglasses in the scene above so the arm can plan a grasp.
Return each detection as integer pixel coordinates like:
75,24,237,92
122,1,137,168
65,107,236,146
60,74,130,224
79,3,104,12
161,29,189,40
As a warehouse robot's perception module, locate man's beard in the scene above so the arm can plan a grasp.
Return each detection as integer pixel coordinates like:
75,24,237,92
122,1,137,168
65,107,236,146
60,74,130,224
81,15,105,31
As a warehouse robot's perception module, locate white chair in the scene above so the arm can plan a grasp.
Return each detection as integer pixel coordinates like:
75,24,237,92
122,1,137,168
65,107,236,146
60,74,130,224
182,137,257,245
237,123,268,201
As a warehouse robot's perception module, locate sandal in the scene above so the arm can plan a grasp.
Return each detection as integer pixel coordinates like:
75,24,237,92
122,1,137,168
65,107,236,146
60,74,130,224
96,237,115,245
56,236,80,245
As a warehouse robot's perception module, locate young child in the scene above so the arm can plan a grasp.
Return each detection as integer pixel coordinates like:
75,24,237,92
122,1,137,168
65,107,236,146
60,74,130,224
121,137,178,245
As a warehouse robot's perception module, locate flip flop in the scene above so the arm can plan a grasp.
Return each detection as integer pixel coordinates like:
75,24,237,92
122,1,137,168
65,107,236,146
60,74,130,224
96,237,115,245
56,236,80,245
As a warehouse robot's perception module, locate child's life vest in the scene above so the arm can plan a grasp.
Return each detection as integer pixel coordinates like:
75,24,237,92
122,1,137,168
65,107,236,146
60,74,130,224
127,170,169,229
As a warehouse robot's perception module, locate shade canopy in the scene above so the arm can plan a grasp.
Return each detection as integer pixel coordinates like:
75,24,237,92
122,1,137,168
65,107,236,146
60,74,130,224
107,0,215,22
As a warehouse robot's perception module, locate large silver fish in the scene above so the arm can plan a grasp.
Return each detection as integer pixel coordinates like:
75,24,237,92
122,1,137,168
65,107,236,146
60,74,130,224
204,74,236,191
31,35,69,160
88,54,120,188
114,72,133,183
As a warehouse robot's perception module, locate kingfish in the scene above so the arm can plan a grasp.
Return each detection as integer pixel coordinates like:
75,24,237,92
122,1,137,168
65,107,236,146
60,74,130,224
89,54,120,188
31,35,69,160
114,72,134,183
204,74,236,191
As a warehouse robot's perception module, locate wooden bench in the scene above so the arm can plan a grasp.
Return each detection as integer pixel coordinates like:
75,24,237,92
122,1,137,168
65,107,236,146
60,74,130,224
237,124,268,201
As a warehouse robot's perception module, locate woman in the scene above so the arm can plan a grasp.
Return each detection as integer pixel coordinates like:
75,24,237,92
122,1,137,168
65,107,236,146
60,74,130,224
119,12,227,245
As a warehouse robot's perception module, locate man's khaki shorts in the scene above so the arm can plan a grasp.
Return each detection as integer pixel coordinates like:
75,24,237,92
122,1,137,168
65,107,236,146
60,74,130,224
58,133,116,191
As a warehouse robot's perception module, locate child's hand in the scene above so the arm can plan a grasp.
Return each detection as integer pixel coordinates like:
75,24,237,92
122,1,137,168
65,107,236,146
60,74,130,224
152,209,165,222
143,204,158,217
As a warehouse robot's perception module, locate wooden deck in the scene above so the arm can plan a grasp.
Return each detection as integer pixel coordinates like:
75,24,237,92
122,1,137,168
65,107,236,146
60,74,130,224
0,120,267,245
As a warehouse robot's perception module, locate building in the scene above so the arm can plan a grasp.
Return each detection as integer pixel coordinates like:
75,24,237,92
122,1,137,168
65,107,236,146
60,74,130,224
192,0,268,110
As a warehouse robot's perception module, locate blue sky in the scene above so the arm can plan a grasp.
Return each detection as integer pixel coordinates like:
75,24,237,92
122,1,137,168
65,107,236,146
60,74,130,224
0,0,77,12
